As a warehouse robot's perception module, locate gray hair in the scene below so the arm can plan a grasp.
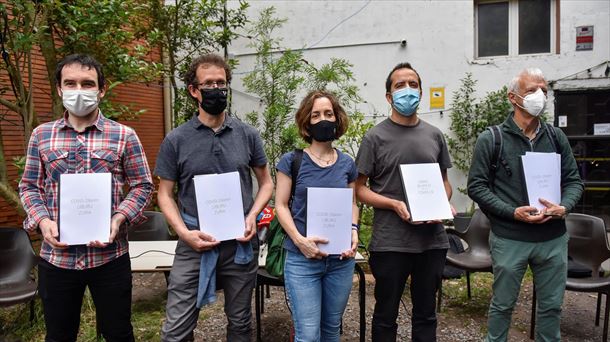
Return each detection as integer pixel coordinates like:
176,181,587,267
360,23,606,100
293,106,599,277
508,68,545,93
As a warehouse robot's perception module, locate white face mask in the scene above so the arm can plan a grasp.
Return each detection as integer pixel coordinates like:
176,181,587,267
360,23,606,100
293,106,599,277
61,89,100,117
516,88,547,117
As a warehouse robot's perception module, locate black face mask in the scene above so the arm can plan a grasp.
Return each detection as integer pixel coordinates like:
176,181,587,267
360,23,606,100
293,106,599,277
199,88,228,115
308,120,337,142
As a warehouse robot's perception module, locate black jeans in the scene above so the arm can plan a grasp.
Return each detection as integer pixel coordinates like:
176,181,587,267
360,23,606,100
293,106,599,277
38,253,134,342
369,249,447,342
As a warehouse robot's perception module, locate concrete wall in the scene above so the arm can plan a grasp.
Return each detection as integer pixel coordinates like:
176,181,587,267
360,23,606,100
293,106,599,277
227,0,610,211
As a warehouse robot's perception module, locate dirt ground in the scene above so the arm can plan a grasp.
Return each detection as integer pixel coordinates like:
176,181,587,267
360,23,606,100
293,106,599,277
134,272,606,342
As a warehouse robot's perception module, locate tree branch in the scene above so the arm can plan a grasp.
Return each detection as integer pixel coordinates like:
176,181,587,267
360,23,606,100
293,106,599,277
0,97,20,113
0,181,24,217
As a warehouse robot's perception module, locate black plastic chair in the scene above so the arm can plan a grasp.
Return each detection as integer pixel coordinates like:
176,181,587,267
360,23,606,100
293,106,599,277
530,213,610,341
128,211,176,241
0,228,39,323
438,209,493,311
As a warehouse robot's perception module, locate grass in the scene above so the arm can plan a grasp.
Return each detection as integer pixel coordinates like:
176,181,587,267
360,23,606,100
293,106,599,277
1,289,169,342
440,273,495,315
0,300,46,342
2,264,535,341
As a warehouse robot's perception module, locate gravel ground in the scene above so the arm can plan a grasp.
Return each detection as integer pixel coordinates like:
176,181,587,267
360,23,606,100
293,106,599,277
136,272,606,341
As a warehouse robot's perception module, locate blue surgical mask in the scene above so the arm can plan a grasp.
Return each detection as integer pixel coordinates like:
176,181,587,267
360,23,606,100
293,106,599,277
392,87,420,117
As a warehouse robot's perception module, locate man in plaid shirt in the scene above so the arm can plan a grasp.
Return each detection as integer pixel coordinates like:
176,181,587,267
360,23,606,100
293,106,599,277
19,54,153,341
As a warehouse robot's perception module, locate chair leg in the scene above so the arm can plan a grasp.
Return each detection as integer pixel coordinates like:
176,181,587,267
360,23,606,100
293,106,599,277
255,283,262,342
261,284,266,315
602,293,610,342
466,271,472,299
437,280,443,313
164,271,170,287
29,300,35,324
530,286,537,340
598,293,603,327
265,284,271,299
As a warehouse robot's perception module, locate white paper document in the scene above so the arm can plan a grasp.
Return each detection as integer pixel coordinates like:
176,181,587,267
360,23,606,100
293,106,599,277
522,152,561,211
59,173,112,245
193,171,245,241
594,123,610,135
306,187,353,255
399,163,453,222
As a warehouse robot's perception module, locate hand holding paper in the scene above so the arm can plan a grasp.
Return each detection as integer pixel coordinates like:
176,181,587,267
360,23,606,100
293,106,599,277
295,236,329,259
391,200,411,222
514,205,551,224
181,229,219,252
39,218,68,249
340,229,359,260
237,214,257,242
538,198,566,218
88,213,126,248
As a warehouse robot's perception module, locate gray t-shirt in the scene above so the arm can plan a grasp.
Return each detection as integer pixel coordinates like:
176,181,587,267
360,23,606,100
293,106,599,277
356,118,452,253
154,114,267,218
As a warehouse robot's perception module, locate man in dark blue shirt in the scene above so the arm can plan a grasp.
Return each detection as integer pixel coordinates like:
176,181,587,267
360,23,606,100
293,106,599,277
155,53,273,342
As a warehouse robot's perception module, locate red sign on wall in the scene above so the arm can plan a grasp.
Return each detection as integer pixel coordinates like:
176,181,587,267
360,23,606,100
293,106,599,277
576,26,594,51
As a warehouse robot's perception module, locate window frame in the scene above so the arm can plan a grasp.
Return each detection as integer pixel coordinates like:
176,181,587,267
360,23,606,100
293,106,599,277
475,0,557,59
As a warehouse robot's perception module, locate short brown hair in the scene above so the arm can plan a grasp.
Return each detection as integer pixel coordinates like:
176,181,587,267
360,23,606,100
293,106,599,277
183,53,232,87
295,90,349,144
385,62,421,93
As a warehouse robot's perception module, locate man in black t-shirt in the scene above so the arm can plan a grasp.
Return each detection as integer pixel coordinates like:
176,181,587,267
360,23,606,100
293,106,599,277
356,62,454,342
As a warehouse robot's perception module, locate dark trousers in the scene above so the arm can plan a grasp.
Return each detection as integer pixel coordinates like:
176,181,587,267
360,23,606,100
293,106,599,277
38,253,134,342
369,249,447,342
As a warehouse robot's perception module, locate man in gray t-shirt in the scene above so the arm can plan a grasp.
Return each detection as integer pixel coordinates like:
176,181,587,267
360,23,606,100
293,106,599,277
155,54,273,342
355,62,454,342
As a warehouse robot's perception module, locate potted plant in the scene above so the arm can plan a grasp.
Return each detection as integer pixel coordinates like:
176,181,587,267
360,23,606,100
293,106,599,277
446,73,511,231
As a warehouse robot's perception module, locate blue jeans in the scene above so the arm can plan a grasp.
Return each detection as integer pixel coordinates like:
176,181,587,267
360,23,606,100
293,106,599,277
284,250,355,342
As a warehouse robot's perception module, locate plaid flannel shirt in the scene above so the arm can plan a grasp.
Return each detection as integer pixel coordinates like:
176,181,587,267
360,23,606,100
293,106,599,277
19,112,154,270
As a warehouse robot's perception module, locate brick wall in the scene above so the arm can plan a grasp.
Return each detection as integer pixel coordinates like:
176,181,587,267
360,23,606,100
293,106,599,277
0,49,165,227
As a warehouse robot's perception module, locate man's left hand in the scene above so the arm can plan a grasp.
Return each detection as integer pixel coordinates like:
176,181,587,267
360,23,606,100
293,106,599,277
539,198,566,218
89,213,126,248
237,214,257,242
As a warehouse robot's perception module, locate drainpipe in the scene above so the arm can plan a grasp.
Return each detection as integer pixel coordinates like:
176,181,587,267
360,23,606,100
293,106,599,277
162,47,173,135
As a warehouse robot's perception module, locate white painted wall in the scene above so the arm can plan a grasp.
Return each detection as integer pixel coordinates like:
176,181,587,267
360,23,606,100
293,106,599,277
226,0,610,211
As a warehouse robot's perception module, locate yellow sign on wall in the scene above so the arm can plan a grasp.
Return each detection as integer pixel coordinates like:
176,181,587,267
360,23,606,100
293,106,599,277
430,87,445,109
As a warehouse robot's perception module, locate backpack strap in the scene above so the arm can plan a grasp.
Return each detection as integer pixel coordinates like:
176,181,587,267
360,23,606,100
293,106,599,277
489,125,502,176
488,125,512,190
288,149,304,209
544,122,561,154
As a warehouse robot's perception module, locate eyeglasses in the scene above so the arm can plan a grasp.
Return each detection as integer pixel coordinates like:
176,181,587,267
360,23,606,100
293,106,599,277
198,81,228,89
